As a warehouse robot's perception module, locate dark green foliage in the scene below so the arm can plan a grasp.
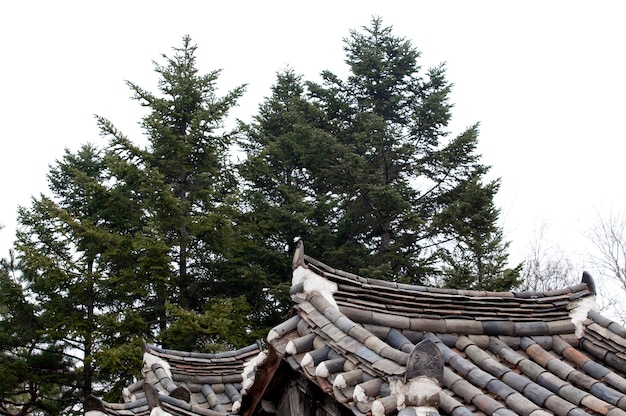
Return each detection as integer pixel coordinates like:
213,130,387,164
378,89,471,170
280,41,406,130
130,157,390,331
1,252,78,416
236,69,340,330
437,174,523,290
100,35,243,310
241,17,518,288
10,37,256,410
161,296,251,352
307,18,475,281
97,36,255,348
14,144,147,409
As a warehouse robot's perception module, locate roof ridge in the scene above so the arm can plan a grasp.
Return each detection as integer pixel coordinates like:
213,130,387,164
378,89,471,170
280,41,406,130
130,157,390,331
296,242,595,301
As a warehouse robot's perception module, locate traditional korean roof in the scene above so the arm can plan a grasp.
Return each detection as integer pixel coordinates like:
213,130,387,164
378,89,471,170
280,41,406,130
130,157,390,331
84,341,262,416
245,241,626,416
87,241,626,416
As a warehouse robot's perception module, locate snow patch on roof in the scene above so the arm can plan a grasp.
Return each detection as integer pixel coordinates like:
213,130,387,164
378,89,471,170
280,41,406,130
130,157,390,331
570,296,600,338
143,352,171,378
292,265,338,308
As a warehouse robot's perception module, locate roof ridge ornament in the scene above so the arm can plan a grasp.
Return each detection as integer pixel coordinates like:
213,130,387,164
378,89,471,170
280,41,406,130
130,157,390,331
372,340,443,415
405,339,443,383
570,272,601,338
293,239,305,269
582,271,596,296
291,262,338,308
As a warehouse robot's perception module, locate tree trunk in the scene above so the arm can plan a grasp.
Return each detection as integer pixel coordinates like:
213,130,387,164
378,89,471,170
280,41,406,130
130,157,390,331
83,257,95,399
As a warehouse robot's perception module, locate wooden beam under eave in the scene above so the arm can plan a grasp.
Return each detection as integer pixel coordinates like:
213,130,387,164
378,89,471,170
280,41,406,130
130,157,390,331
241,345,282,416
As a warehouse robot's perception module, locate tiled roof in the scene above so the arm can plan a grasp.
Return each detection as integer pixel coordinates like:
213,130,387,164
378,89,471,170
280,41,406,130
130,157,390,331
253,242,626,416
87,241,626,416
85,341,262,416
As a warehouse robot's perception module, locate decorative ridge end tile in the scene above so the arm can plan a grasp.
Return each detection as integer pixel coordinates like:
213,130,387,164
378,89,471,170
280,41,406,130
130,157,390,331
570,296,601,338
267,314,301,343
357,339,443,415
581,271,597,296
406,340,444,383
292,265,338,307
293,240,306,269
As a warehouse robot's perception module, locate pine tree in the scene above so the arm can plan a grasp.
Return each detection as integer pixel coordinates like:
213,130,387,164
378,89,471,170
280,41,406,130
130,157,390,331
437,175,522,290
97,36,252,348
236,69,341,329
14,144,146,409
0,252,77,416
243,17,518,287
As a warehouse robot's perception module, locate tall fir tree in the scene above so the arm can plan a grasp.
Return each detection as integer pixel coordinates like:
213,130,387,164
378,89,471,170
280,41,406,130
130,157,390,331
243,17,518,288
0,252,77,416
236,69,342,329
97,36,252,349
14,144,147,410
436,174,522,290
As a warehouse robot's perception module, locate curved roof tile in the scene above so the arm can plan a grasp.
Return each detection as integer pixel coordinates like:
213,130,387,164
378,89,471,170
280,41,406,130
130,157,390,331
85,342,261,416
87,241,626,416
254,242,626,416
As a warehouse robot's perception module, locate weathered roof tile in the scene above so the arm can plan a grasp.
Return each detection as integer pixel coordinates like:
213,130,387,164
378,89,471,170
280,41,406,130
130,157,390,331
605,372,626,394
546,357,575,380
464,344,491,365
591,382,626,406
580,393,615,414
486,378,517,400
536,371,567,392
88,243,626,416
518,358,546,381
567,369,598,390
503,392,541,416
558,383,587,405
466,368,494,389
482,321,516,336
471,393,504,414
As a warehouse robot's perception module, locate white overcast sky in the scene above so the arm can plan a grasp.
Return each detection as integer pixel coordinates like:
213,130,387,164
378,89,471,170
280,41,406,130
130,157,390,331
1,1,625,272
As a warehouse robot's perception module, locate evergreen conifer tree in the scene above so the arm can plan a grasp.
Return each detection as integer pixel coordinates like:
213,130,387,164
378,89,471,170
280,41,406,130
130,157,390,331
243,17,518,288
14,144,146,409
236,69,342,329
97,36,252,349
0,252,77,416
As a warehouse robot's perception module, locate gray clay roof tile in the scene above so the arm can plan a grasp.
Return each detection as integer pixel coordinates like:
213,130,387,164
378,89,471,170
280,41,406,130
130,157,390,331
590,382,625,406
558,383,588,405
485,379,517,400
503,392,541,416
470,393,505,414
501,370,533,392
605,372,626,395
536,371,567,392
517,358,546,381
88,243,626,416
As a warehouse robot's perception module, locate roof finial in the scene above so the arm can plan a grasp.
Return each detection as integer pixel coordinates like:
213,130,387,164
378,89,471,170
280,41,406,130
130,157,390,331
293,240,305,270
582,271,596,296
